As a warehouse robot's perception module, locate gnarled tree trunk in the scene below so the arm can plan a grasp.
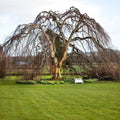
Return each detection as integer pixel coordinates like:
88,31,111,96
53,65,61,80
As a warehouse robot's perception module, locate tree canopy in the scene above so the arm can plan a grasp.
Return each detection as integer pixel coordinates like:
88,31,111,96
3,7,111,80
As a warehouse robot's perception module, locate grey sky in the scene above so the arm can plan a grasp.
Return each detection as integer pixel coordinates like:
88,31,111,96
0,0,120,50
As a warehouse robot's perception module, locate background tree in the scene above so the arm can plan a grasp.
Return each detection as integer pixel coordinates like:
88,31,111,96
3,7,110,80
0,45,6,79
82,49,120,81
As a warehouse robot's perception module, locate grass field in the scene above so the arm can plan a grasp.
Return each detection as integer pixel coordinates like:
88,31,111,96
0,79,120,120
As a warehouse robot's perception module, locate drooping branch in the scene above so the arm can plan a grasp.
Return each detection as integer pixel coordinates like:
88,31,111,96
3,6,111,80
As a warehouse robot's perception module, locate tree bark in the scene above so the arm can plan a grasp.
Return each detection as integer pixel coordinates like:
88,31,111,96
53,65,61,80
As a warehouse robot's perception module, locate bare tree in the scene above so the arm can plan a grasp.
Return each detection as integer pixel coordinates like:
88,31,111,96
0,45,6,79
3,7,110,80
82,49,120,81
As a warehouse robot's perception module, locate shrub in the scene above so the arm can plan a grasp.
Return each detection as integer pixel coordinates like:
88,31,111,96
54,81,59,84
0,70,5,78
40,80,56,85
60,81,64,84
36,80,42,84
0,59,6,79
36,80,65,85
63,78,74,84
84,79,98,83
40,80,48,85
16,80,36,84
48,81,55,85
81,64,120,81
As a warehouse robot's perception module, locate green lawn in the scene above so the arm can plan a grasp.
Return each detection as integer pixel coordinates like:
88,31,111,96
0,80,120,120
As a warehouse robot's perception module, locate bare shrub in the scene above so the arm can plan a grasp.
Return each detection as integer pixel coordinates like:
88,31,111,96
82,49,120,81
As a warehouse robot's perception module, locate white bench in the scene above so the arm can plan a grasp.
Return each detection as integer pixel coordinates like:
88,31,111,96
75,78,84,84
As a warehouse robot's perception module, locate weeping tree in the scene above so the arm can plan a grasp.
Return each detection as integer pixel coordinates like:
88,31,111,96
3,7,110,80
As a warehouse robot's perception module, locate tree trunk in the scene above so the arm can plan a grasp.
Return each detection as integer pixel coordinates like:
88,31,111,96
53,66,61,80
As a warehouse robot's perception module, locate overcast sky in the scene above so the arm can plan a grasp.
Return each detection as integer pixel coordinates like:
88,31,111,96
0,0,120,50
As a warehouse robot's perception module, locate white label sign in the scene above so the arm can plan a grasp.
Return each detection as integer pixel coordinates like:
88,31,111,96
75,78,83,84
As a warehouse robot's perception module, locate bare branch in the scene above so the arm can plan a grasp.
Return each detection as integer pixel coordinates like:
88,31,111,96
3,6,111,80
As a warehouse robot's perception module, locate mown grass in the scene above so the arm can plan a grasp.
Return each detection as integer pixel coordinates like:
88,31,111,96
0,77,120,120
